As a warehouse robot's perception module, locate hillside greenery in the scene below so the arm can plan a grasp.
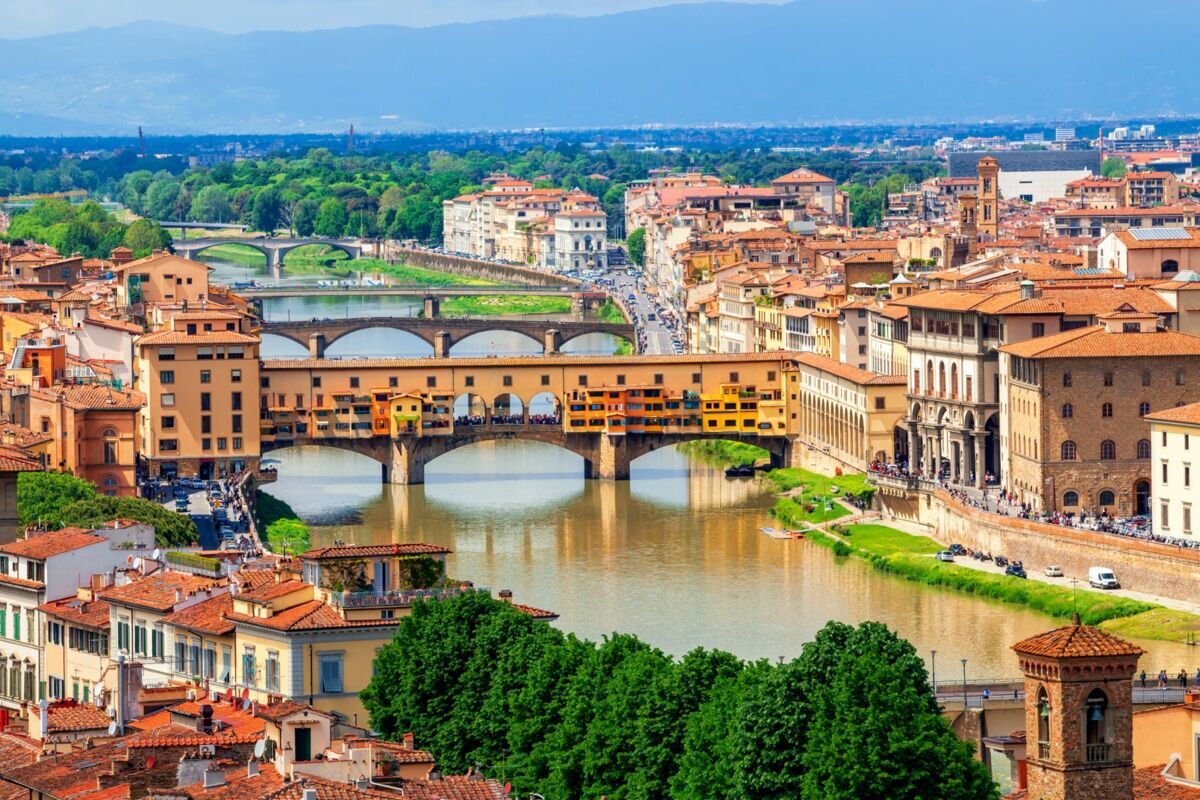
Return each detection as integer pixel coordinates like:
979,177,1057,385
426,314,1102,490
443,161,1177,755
2,198,171,258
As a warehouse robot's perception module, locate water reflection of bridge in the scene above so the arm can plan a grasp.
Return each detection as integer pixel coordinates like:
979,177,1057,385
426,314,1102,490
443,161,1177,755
260,315,635,357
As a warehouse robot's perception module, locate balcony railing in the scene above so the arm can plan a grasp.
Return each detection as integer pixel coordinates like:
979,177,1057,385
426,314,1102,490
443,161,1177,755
329,585,489,608
1086,743,1111,763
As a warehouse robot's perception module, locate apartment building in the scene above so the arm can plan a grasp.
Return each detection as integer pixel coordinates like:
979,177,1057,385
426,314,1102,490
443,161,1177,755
113,252,212,309
1146,403,1200,540
1052,205,1200,238
1097,227,1200,280
28,383,143,497
1124,170,1180,207
135,315,261,480
442,182,607,272
999,313,1200,515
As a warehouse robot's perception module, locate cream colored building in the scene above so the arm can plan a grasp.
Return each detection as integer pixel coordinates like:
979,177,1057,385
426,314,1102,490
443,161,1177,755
1146,403,1200,539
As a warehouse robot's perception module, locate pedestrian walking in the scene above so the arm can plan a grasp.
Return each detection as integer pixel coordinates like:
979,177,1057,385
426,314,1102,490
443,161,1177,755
1160,669,1169,689
1140,670,1147,688
1181,669,1189,688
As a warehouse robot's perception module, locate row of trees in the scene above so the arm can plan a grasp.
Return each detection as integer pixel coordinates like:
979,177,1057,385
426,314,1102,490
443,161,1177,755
2,198,171,259
16,472,197,547
362,593,995,800
116,145,944,244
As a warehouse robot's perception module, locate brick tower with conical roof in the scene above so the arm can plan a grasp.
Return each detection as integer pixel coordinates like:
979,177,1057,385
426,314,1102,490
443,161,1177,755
1012,613,1144,800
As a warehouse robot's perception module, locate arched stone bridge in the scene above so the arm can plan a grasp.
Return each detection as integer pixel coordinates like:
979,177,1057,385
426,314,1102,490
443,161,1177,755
173,237,362,267
260,316,636,357
262,424,793,484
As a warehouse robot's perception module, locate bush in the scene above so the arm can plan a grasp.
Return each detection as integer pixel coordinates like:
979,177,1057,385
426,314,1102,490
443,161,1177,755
58,496,198,547
17,472,95,527
265,517,310,555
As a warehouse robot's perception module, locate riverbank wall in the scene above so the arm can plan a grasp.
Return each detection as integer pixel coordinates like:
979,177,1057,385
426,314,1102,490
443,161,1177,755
876,487,1200,604
389,247,579,288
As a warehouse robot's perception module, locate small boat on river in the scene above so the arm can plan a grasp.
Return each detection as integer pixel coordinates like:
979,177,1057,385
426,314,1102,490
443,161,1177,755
760,527,807,540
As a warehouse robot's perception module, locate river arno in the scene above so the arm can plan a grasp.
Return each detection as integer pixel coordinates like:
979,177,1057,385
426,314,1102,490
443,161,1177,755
260,441,1196,680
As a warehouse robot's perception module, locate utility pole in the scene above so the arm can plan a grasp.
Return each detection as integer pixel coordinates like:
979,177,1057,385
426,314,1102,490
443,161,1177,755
138,126,146,157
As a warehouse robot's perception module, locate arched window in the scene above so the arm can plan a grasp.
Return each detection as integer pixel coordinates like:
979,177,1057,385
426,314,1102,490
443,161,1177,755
1062,403,1073,418
1061,441,1077,460
101,427,119,465
1137,439,1151,459
929,246,943,261
1036,686,1051,758
950,364,958,399
1085,689,1111,763
101,475,118,497
1100,440,1116,460
1063,491,1080,507
938,363,946,396
1063,371,1072,387
1163,259,1180,275
1139,402,1150,416
926,360,934,394
1099,490,1116,506
1101,402,1113,418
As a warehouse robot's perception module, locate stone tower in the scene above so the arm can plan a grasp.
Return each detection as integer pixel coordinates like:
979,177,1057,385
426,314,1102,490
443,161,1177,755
1012,615,1143,800
977,156,1000,239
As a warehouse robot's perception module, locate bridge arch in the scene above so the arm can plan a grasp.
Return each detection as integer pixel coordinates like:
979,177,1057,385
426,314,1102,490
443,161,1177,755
447,327,546,355
183,240,272,261
275,240,361,262
559,329,635,354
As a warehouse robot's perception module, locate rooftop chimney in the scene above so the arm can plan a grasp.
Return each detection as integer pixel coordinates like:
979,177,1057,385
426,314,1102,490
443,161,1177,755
302,789,318,800
175,588,184,604
200,703,214,734
498,589,513,604
1018,279,1036,300
247,758,260,778
402,732,415,750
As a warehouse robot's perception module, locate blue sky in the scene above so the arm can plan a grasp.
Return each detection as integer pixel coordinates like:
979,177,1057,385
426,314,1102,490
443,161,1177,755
0,0,787,37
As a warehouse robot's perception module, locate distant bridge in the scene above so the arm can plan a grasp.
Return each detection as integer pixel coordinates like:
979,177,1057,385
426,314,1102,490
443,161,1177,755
259,315,635,357
173,237,362,267
160,222,249,238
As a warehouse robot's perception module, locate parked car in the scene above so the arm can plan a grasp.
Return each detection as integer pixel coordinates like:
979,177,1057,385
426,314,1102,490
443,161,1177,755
1044,565,1064,577
1089,566,1120,589
174,497,190,512
935,550,956,562
949,543,967,555
1005,563,1028,579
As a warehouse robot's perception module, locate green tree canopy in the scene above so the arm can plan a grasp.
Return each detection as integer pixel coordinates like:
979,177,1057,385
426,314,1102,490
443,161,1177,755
314,197,349,237
1101,157,1128,179
58,496,199,548
626,227,646,265
189,185,233,223
17,472,95,527
123,219,172,258
362,595,997,800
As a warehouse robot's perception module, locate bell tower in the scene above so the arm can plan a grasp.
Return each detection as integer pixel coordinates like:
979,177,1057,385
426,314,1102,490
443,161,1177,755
977,156,1000,239
1012,614,1143,800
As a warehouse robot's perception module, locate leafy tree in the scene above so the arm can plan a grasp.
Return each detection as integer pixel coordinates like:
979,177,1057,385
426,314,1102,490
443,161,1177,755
1101,157,1127,179
800,622,997,800
143,178,182,220
123,219,171,257
17,472,95,527
251,186,283,234
189,185,233,223
626,227,646,265
58,496,199,548
314,197,349,237
292,199,320,237
265,517,310,555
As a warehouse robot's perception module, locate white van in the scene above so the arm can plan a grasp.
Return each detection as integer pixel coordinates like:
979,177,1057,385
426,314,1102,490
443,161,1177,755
1088,567,1120,590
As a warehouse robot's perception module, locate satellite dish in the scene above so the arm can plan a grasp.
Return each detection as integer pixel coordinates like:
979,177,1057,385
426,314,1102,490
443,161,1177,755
151,549,162,561
132,558,143,572
254,739,266,759
107,705,116,719
126,556,134,565
107,721,117,736
241,688,250,701
242,699,252,711
146,756,156,769
503,784,512,795
225,688,234,704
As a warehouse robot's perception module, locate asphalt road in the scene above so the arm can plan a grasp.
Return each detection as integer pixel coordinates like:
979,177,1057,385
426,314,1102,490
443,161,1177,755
611,272,683,355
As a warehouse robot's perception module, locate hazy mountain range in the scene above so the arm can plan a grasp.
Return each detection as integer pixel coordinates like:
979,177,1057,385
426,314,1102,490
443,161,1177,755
2,0,1197,135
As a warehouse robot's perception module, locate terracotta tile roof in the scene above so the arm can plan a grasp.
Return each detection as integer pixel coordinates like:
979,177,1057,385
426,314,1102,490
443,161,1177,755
511,603,559,621
39,596,111,628
1012,622,1144,659
251,700,332,723
0,423,52,448
262,352,794,371
1115,228,1200,250
1006,765,1200,800
354,738,435,763
226,600,388,632
299,543,451,560
46,702,113,732
174,762,287,800
1001,326,1200,360
0,732,40,800
1146,402,1200,426
0,527,105,559
399,774,510,800
161,593,235,635
72,786,130,800
137,330,258,346
0,443,41,472
772,168,834,184
1054,204,1200,218
236,579,309,603
795,351,907,386
100,572,224,612
31,383,145,411
83,315,144,334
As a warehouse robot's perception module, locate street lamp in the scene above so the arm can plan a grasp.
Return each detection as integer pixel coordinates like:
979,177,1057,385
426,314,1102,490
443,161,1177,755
961,658,969,708
930,650,937,690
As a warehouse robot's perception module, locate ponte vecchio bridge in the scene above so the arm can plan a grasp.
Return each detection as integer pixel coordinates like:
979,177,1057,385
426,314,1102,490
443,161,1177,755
258,353,799,483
